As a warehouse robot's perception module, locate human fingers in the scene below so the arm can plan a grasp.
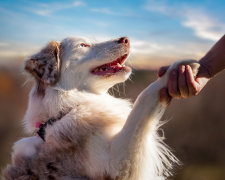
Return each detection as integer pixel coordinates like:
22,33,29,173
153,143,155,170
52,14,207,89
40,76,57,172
168,69,181,98
160,88,172,107
185,65,199,96
178,65,189,98
158,66,169,77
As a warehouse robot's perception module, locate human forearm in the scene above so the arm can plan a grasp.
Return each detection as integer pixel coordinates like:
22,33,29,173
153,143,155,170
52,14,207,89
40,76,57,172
199,34,225,78
158,34,225,104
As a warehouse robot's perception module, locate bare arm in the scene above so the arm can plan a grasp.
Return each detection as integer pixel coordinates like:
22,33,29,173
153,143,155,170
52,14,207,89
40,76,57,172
159,34,225,105
200,34,225,77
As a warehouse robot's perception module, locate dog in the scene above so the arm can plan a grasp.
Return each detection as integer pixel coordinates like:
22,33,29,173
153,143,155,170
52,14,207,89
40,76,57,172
3,37,200,180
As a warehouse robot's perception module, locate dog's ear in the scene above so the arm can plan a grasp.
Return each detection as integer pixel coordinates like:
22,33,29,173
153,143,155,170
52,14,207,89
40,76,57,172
25,41,61,85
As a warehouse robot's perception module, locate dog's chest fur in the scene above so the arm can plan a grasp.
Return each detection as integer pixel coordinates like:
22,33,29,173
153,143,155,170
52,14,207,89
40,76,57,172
22,87,132,179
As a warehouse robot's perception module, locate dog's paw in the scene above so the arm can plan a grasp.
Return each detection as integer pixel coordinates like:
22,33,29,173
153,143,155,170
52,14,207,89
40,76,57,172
173,59,200,77
160,59,200,85
13,136,43,158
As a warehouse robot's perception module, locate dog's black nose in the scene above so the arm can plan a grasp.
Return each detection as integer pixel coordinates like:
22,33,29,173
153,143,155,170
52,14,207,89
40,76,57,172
118,37,129,44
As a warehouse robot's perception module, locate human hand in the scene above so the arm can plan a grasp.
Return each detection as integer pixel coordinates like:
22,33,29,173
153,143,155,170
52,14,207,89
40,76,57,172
158,63,210,106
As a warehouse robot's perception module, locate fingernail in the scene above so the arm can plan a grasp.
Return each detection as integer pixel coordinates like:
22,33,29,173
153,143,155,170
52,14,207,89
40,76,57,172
181,65,185,71
186,65,190,69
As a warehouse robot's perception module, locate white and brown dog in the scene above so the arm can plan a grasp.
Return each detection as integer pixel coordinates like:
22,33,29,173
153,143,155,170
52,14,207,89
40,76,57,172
3,37,200,180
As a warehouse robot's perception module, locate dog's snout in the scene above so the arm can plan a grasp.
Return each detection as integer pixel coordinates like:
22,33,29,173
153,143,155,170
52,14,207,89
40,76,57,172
117,37,129,45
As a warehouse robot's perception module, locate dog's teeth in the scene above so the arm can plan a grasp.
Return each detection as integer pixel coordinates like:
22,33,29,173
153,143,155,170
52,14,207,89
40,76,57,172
117,63,122,67
94,69,98,72
100,68,103,72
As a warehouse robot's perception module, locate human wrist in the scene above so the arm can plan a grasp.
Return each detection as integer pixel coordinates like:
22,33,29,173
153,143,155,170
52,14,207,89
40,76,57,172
198,58,213,79
199,35,225,78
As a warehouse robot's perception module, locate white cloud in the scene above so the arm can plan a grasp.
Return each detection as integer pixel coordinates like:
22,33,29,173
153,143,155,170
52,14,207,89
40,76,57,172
0,42,9,47
144,0,225,41
0,50,28,57
28,1,86,16
130,38,207,59
182,10,225,41
130,39,162,54
144,0,181,16
32,9,52,16
90,20,109,27
0,42,41,59
73,0,86,7
90,8,114,15
0,35,209,69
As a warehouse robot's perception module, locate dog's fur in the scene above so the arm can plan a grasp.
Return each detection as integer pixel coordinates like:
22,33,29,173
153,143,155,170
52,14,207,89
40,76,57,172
3,37,200,180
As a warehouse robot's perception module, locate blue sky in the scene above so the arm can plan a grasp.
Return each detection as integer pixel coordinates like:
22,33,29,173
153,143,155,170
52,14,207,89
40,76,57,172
0,0,225,68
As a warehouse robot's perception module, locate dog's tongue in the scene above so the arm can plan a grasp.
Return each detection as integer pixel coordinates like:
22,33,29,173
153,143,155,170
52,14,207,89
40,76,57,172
94,66,123,75
91,54,129,76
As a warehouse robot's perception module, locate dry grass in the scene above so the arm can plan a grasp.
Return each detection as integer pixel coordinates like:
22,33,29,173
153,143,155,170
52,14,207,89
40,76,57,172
0,65,225,179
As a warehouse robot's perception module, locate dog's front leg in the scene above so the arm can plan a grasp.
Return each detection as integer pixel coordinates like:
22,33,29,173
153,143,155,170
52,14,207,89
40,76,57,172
109,60,200,180
109,79,167,180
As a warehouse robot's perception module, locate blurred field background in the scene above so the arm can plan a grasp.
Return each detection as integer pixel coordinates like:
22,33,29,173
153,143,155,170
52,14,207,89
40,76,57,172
0,60,225,180
1,0,225,179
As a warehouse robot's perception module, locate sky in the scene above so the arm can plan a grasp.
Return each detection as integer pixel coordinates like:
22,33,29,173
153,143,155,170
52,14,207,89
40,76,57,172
0,0,225,69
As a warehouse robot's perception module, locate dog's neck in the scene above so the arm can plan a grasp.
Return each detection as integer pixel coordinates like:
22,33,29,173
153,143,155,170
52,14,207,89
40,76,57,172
54,70,112,94
23,83,110,134
36,108,72,141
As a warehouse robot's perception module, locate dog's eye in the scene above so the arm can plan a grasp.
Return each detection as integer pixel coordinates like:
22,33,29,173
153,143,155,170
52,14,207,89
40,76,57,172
79,43,90,48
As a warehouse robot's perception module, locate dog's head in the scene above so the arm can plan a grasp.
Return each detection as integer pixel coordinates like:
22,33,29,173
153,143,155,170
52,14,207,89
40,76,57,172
25,37,131,94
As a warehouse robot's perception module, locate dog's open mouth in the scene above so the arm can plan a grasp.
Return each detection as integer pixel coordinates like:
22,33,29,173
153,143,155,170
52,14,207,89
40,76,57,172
91,54,130,76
